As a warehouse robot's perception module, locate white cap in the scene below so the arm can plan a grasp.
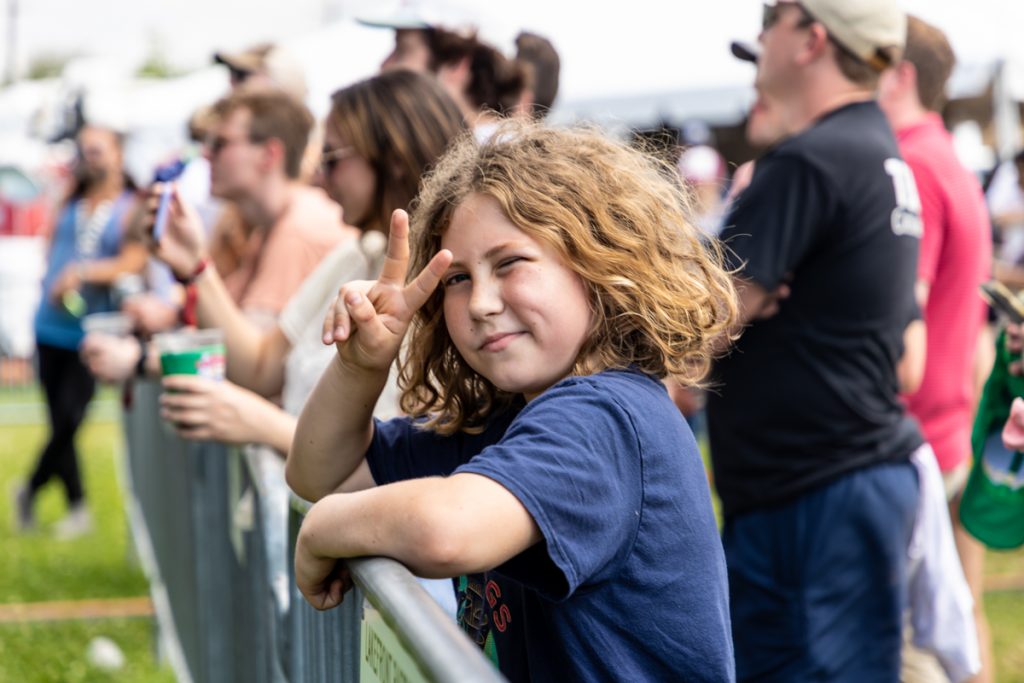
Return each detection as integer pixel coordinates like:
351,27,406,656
263,46,308,102
357,0,475,33
356,0,515,56
801,0,905,71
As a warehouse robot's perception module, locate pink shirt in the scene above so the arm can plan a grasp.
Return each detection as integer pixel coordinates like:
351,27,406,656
900,113,992,471
223,186,352,324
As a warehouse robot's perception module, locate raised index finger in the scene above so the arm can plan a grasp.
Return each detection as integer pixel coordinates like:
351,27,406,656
403,249,454,313
378,210,411,287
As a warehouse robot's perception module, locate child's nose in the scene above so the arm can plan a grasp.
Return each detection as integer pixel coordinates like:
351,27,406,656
468,279,503,320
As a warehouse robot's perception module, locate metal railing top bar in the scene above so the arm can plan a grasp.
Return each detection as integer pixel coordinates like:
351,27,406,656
290,495,505,683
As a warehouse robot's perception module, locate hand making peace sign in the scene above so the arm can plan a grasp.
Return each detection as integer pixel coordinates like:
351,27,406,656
321,209,452,372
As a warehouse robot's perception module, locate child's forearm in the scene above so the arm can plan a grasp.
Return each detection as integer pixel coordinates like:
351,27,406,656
287,354,388,501
298,474,543,578
299,480,464,578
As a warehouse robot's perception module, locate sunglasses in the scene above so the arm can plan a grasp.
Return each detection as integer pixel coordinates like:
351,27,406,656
228,67,253,84
761,2,814,30
320,146,358,173
207,135,254,157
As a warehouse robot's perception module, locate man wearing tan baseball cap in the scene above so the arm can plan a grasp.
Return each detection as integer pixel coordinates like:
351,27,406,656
710,1,927,680
213,42,308,103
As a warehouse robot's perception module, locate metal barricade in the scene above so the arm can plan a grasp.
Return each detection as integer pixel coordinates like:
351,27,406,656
122,379,505,683
287,499,505,683
122,380,286,683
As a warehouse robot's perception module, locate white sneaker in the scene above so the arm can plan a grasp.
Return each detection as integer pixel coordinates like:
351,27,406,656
54,503,93,540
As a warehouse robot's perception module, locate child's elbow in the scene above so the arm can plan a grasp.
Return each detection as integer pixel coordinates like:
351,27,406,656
285,461,327,502
403,500,475,576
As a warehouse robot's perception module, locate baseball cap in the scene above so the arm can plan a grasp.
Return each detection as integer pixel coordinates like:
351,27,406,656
730,40,760,64
214,43,273,74
801,0,905,71
356,0,515,55
730,0,905,72
213,43,307,101
356,0,475,34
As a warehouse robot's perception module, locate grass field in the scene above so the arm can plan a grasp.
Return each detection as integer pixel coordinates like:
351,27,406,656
0,395,175,683
2,386,1024,681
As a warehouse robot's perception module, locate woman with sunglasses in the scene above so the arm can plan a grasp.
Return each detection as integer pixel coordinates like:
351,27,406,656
152,70,465,452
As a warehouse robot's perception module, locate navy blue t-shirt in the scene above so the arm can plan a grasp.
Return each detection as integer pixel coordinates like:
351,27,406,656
366,369,734,682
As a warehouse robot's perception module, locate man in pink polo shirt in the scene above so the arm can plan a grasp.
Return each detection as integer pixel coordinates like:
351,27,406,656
879,15,994,683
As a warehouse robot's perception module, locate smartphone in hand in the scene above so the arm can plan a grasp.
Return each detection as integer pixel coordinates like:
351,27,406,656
152,184,173,241
980,280,1024,325
150,158,188,241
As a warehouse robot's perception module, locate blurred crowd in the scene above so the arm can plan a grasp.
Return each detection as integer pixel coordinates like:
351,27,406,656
7,0,1024,681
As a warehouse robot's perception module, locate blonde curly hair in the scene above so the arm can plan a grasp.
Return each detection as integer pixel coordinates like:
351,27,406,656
401,121,738,434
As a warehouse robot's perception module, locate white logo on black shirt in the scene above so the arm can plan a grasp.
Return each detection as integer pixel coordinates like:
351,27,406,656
884,158,923,238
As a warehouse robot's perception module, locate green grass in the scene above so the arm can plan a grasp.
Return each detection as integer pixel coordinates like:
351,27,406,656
0,420,148,603
986,544,1024,579
986,591,1024,683
0,619,175,683
0,397,173,681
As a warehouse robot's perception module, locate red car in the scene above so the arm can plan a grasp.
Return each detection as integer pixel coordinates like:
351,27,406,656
0,165,51,237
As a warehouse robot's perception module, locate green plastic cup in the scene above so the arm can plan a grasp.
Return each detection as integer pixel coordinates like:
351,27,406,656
154,329,226,380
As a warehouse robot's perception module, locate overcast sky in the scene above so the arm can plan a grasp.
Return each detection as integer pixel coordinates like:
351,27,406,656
4,0,1022,103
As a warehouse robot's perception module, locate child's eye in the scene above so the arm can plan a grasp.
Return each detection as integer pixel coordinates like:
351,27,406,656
497,256,524,270
443,273,469,287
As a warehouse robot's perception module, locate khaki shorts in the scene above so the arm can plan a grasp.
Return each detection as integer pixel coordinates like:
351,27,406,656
943,460,970,502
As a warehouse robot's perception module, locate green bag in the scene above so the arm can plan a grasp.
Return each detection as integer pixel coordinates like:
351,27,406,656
960,330,1024,549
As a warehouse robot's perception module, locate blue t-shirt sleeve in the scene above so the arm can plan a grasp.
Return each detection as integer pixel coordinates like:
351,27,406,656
720,153,835,290
455,379,643,601
366,409,520,484
366,417,464,484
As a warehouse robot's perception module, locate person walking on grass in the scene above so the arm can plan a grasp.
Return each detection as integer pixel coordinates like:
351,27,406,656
16,123,145,538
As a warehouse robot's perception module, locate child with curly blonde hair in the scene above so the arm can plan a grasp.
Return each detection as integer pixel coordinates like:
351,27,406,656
287,121,737,681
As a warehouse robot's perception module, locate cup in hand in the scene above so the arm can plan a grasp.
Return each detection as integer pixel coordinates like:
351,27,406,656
82,312,134,337
154,329,226,380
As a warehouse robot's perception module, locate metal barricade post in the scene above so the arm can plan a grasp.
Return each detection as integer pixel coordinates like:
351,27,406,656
122,378,506,683
288,497,505,683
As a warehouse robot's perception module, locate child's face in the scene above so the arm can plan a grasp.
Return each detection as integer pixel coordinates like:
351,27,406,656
440,193,593,401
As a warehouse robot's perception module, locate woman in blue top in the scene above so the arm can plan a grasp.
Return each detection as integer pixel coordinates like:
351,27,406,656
15,124,145,537
287,122,738,681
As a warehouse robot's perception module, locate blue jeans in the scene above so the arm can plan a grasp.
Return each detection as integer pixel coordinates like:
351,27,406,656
723,459,919,682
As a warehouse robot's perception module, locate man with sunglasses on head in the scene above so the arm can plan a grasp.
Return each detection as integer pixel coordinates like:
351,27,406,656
708,1,926,680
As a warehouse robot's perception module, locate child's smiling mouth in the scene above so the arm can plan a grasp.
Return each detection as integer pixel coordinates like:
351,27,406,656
480,332,525,352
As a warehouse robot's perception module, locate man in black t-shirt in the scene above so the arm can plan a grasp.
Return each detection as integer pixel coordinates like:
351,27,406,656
710,1,925,680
